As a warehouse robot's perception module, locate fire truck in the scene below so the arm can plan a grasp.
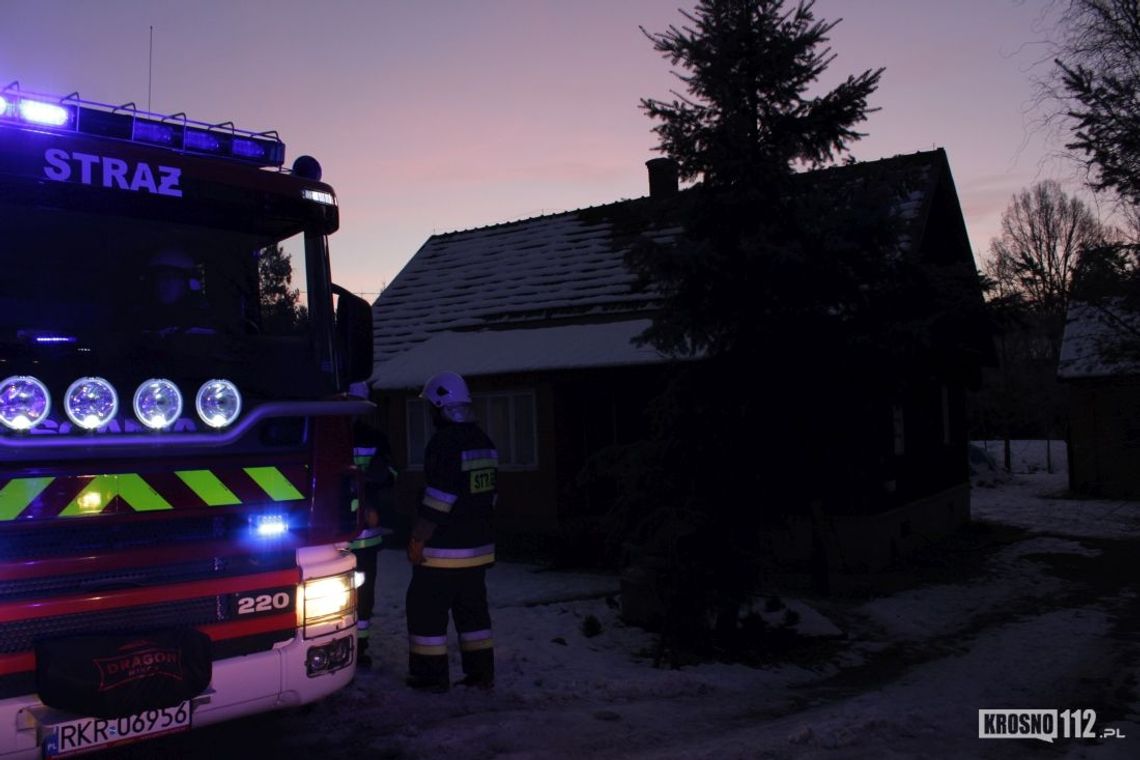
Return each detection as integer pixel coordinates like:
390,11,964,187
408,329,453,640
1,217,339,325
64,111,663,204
0,84,375,758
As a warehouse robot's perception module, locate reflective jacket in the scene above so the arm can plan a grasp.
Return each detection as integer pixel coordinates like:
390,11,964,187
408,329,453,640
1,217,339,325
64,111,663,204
350,439,395,551
419,422,497,569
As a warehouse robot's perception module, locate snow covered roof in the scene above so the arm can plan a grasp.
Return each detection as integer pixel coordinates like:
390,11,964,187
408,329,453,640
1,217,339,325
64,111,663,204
372,319,667,390
371,150,954,388
1058,300,1140,380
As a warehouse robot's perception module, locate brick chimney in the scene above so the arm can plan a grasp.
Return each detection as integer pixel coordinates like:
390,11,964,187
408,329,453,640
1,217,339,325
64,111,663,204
645,157,678,198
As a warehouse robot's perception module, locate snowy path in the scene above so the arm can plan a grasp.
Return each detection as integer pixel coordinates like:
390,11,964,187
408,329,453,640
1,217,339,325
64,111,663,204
105,472,1140,759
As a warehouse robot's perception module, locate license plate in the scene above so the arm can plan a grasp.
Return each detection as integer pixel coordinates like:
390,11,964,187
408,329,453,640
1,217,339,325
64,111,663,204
43,701,191,757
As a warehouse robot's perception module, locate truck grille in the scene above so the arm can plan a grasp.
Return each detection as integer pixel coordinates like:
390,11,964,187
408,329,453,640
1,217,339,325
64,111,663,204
3,513,249,562
0,598,221,655
0,552,293,602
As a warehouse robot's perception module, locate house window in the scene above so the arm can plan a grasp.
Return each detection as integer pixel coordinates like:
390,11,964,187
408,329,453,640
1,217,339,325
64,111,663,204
406,399,432,469
405,391,537,469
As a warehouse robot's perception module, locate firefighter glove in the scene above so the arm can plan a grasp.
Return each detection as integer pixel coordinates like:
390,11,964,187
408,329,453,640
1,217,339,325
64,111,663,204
407,537,425,566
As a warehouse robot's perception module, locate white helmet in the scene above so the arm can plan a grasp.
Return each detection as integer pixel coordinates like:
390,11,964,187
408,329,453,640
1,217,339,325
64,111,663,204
420,371,470,409
147,249,200,305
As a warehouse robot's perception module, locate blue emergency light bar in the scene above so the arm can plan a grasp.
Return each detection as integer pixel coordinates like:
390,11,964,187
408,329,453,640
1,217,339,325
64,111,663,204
0,82,285,168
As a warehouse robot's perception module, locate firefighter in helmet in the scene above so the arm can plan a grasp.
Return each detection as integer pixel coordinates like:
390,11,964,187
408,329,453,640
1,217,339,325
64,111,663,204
142,249,212,335
405,371,497,692
148,249,199,304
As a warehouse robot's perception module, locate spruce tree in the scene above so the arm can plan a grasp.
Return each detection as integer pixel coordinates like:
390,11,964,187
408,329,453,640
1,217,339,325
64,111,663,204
611,0,897,658
1050,1,1140,362
633,0,883,358
258,245,308,334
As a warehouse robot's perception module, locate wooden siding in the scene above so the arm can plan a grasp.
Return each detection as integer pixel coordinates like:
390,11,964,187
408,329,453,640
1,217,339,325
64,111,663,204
1066,379,1140,499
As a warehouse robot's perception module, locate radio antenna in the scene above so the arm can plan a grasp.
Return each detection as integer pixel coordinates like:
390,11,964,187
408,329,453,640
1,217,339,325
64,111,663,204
147,25,154,112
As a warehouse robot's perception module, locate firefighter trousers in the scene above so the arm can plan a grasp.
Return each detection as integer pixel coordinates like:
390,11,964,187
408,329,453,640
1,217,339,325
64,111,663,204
352,543,379,653
406,565,493,686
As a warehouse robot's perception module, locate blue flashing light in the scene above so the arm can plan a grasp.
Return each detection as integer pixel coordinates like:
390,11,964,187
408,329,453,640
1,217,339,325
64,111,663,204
1,85,287,167
232,138,265,159
253,513,289,538
19,100,70,127
184,129,221,152
133,121,175,145
33,335,78,344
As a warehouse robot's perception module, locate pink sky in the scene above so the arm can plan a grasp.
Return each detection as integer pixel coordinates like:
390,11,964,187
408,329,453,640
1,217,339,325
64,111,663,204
3,1,1074,299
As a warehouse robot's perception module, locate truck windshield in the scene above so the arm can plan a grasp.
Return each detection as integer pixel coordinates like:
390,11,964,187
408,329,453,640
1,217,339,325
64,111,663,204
0,201,327,405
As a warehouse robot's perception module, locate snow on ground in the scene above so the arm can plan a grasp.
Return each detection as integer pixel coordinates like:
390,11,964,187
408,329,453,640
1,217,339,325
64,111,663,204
121,445,1140,759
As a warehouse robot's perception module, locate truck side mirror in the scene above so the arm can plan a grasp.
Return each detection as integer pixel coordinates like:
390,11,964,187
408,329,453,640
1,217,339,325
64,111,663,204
332,285,373,384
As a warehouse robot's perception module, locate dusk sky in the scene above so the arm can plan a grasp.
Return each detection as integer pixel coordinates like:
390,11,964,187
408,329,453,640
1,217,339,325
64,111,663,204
3,1,1077,299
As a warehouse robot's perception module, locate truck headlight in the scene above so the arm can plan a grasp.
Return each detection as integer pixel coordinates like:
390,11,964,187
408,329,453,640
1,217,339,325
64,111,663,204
64,376,119,430
0,375,50,431
133,378,182,430
300,572,355,638
196,378,241,429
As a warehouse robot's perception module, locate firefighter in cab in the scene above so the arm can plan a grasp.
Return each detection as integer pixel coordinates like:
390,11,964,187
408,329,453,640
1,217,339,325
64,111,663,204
140,248,214,336
405,371,497,692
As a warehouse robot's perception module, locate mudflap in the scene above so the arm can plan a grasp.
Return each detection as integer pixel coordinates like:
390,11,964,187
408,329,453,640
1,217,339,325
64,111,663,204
36,629,212,718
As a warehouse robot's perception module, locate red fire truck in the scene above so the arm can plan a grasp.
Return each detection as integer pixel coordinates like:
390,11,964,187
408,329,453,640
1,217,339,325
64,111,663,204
0,84,374,758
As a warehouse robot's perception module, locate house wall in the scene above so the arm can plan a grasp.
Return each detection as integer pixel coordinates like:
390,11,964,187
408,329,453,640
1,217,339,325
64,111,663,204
548,366,662,514
374,365,665,556
375,373,587,546
373,364,973,567
894,376,971,507
1067,378,1140,499
763,483,971,573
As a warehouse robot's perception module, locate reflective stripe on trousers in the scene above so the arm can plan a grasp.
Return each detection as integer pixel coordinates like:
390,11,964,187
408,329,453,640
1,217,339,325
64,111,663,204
422,543,494,569
409,633,448,656
459,628,493,652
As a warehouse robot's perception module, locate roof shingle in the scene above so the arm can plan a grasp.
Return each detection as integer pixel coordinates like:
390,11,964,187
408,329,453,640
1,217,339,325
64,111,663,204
371,150,952,386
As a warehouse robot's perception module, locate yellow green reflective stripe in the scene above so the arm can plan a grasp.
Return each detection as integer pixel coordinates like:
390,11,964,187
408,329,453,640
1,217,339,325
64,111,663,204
422,496,453,514
354,446,376,468
176,470,241,506
119,474,173,511
350,533,384,550
408,634,448,656
0,477,53,520
60,474,172,516
244,466,303,501
459,637,494,652
461,458,497,471
422,553,495,569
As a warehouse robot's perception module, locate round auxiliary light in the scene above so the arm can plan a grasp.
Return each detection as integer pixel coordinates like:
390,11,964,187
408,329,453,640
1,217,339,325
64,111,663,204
196,379,242,429
132,378,183,431
64,376,119,431
0,375,51,431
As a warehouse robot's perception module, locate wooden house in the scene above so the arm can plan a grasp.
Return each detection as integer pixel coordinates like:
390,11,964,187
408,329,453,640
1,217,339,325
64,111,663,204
1058,300,1140,499
369,149,991,570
